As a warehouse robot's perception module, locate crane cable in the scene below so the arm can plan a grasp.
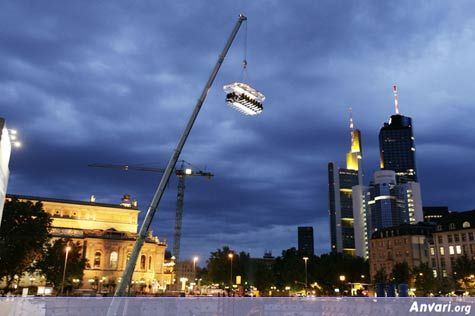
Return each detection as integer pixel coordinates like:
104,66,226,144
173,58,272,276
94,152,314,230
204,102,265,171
241,20,249,82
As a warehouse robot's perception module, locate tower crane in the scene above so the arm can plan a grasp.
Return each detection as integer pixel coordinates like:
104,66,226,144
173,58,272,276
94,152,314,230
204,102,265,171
88,161,213,261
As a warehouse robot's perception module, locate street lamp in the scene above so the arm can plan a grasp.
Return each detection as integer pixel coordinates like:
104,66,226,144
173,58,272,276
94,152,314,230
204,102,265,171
303,257,309,293
60,245,72,295
228,253,234,286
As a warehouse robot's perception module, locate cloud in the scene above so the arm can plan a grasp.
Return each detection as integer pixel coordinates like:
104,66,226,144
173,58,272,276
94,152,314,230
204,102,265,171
3,0,475,260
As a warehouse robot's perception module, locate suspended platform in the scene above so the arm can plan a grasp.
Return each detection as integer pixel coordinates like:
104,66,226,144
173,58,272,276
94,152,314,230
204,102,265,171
223,82,265,116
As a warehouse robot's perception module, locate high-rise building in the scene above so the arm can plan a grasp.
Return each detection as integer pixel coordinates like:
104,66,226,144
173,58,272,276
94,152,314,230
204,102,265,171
0,118,12,225
353,170,424,258
329,111,363,255
379,86,417,183
298,226,314,256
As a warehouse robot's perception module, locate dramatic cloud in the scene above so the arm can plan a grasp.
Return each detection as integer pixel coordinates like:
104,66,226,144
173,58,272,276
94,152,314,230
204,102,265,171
3,1,475,261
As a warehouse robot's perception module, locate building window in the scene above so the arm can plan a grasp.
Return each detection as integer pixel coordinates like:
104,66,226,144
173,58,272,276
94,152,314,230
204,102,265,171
442,270,447,277
441,260,446,269
470,232,474,241
430,247,435,256
140,255,146,270
149,256,152,270
94,252,101,268
471,244,475,254
431,258,436,268
110,251,118,269
433,270,437,278
454,234,460,242
456,245,462,255
449,246,455,255
463,222,471,228
449,223,456,230
437,236,443,244
462,233,466,242
440,247,445,256
448,235,453,243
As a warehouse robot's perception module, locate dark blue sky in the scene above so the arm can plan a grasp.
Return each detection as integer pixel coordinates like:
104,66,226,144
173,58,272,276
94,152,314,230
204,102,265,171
3,1,475,262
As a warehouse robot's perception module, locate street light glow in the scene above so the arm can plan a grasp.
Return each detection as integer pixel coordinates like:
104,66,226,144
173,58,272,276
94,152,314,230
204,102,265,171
339,275,346,282
66,246,72,252
185,168,192,175
228,253,234,259
193,256,199,263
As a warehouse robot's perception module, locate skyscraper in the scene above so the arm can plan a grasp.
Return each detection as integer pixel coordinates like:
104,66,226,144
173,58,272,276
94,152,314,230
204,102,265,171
379,85,417,183
328,110,363,255
353,170,423,258
298,226,314,256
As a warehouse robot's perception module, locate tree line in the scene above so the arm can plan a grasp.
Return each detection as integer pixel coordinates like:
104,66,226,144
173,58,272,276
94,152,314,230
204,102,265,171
197,246,369,295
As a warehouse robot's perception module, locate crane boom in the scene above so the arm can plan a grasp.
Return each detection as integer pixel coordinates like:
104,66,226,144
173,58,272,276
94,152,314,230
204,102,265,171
88,163,166,173
113,14,246,298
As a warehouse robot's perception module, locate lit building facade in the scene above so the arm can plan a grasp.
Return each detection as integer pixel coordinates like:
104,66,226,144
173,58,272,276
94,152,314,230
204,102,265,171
0,118,11,225
353,170,423,258
369,223,434,282
6,194,173,294
328,113,363,255
429,210,475,278
298,226,314,256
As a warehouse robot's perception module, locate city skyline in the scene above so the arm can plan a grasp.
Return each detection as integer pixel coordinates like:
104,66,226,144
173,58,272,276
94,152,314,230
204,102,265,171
3,1,475,261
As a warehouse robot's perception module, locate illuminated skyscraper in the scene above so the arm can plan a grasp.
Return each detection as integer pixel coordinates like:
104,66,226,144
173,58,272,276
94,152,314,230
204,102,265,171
353,170,423,259
379,86,417,183
328,110,363,255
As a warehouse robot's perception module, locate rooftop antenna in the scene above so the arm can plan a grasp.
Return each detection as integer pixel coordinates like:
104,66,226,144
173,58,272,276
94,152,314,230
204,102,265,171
393,84,400,114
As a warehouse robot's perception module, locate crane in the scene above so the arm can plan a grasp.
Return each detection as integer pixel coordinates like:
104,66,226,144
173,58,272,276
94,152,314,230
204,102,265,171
88,161,213,261
107,14,248,298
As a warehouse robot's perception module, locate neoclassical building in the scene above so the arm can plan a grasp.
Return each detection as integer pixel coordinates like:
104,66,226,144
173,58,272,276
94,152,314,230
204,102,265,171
6,194,174,294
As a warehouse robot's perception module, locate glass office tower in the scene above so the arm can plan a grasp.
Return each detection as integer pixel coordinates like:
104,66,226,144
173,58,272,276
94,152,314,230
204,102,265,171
379,114,417,183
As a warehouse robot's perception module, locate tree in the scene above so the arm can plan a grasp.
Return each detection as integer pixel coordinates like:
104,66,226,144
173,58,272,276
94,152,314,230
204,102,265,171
314,252,369,295
373,267,387,283
252,260,275,292
273,248,309,291
0,198,51,290
206,246,250,287
412,263,437,296
452,255,475,290
391,262,410,284
35,238,87,294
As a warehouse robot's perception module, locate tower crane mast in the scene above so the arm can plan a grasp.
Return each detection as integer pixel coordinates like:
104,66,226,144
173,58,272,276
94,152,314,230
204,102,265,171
88,161,213,261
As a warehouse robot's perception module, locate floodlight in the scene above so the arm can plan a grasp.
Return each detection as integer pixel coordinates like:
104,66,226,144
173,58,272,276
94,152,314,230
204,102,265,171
223,82,265,116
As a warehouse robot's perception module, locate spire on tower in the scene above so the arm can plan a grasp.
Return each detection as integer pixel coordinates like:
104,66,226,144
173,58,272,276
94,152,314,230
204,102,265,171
393,84,400,114
349,107,354,130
